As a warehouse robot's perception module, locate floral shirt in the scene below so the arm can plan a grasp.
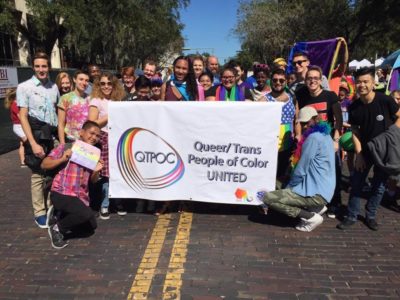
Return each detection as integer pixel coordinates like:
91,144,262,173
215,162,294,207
16,76,59,126
58,91,89,140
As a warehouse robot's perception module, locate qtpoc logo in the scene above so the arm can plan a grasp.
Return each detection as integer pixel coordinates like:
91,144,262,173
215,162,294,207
116,128,185,191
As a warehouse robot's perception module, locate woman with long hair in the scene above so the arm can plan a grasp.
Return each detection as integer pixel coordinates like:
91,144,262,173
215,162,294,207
55,72,73,96
192,55,205,81
161,55,204,101
88,72,125,220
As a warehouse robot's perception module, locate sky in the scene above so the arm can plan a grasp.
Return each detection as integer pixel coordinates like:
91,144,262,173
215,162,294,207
179,0,241,63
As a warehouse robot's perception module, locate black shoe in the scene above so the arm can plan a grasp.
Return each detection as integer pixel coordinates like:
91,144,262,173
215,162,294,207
48,225,68,249
100,207,110,220
336,218,356,230
116,204,127,216
365,218,378,231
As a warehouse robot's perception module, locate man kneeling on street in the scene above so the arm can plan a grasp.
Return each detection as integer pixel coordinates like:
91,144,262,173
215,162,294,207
262,106,335,231
41,121,103,249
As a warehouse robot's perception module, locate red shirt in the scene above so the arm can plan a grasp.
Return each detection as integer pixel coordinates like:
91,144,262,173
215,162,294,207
10,101,20,124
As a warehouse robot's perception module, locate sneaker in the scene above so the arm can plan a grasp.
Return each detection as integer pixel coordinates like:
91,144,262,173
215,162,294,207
326,206,337,219
135,200,145,213
295,213,323,232
116,204,127,216
336,218,356,230
46,206,56,228
48,225,68,249
35,215,48,229
365,218,378,231
100,207,110,220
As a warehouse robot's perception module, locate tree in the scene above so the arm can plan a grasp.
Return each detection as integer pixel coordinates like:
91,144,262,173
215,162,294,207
235,0,400,62
0,0,189,68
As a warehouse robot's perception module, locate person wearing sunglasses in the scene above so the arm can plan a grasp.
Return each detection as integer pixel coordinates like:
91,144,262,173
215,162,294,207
88,72,125,220
295,65,343,218
265,68,300,184
289,52,330,94
205,65,253,101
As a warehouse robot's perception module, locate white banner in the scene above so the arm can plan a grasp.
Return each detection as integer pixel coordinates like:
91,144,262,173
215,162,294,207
109,102,282,205
0,67,18,98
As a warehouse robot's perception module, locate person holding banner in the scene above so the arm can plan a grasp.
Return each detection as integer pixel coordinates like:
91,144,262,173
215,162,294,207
41,121,103,249
161,55,204,101
262,106,335,232
88,72,125,219
205,66,253,101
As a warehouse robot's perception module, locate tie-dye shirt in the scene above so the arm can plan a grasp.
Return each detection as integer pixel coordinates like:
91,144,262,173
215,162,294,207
58,91,90,140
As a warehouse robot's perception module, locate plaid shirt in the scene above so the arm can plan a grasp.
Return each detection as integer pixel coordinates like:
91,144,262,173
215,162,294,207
50,144,92,206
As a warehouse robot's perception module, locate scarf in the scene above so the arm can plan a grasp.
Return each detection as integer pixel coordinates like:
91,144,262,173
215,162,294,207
171,78,190,101
290,121,331,170
216,85,244,101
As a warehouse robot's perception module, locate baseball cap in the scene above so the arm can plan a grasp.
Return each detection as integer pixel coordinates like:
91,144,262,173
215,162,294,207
273,58,287,67
297,106,318,123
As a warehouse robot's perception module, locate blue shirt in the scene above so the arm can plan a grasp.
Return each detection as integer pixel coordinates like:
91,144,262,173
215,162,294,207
287,132,335,202
16,76,59,127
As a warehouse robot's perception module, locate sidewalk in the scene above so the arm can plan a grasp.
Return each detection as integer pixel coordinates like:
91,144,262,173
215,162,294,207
1,150,400,299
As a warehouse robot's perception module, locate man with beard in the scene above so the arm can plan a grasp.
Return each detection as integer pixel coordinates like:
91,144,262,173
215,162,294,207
206,55,220,86
266,68,300,182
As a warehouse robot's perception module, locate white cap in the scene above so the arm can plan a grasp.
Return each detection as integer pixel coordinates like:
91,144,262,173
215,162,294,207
297,106,318,123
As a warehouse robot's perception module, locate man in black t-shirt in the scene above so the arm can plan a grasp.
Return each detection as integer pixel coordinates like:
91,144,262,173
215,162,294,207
295,66,343,216
337,68,400,231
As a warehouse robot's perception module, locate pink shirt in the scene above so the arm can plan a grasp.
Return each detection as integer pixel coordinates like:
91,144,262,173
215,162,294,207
89,98,109,132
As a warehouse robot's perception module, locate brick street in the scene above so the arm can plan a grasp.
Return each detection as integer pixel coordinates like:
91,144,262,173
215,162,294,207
1,150,400,300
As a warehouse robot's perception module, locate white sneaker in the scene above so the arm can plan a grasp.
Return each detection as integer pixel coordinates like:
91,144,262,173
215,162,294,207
100,207,110,220
295,213,323,232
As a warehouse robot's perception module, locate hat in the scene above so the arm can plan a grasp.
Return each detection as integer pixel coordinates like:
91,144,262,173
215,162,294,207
297,106,318,123
273,58,287,66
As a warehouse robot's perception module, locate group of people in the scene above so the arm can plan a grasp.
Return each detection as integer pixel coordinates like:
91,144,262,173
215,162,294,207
5,49,400,249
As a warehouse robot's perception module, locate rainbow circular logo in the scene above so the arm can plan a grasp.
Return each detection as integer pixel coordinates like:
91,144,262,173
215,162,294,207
116,128,185,191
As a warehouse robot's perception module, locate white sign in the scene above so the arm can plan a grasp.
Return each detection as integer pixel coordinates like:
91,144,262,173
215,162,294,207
109,102,282,205
70,140,101,170
0,67,18,98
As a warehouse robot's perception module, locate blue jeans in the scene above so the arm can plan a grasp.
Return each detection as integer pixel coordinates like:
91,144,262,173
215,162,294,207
100,177,109,209
346,161,388,221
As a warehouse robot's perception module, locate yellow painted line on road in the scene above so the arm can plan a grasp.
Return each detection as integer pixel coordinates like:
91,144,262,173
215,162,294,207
162,212,193,300
127,214,172,300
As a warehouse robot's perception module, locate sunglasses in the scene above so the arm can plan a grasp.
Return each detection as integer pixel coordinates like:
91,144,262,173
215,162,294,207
292,60,307,66
272,78,286,84
100,81,112,86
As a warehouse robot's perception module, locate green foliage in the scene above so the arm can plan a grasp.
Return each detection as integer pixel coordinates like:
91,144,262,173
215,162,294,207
235,0,400,62
0,0,189,68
